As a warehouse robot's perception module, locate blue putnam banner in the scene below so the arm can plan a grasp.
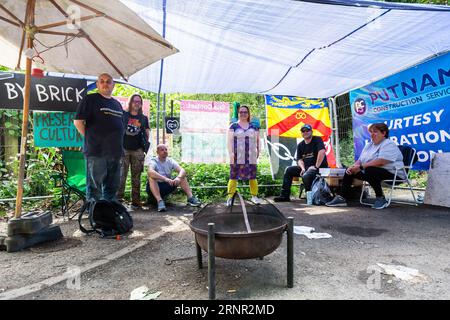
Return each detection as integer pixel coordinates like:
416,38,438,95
350,52,450,170
33,112,83,147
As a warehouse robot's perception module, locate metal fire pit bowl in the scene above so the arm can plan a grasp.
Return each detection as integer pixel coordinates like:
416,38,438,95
189,194,294,300
190,201,287,259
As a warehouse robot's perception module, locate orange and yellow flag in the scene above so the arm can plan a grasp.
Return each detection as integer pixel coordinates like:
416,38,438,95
265,95,336,167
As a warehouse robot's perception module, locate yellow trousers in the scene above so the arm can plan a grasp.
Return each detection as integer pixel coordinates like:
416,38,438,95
227,179,258,197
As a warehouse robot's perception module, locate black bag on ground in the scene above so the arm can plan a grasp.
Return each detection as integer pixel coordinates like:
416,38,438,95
310,175,334,205
78,200,133,237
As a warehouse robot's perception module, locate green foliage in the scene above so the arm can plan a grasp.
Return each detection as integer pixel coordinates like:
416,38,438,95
0,146,60,198
158,161,282,203
408,170,428,188
0,138,61,212
339,131,356,167
0,110,21,137
25,146,61,196
120,159,282,204
182,163,230,201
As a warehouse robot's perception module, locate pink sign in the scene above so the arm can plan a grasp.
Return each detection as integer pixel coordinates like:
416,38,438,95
180,100,230,134
181,100,229,113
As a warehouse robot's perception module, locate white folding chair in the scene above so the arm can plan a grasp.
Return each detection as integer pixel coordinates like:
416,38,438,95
360,145,418,207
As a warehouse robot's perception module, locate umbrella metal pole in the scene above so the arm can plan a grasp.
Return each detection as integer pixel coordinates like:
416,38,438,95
156,93,160,145
287,217,294,288
162,93,166,144
208,223,216,300
195,236,203,269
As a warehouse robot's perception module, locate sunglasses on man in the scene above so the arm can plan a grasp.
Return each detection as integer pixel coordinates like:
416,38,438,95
301,128,311,132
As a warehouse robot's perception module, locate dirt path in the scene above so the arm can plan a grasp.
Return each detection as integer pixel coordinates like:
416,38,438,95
2,200,448,300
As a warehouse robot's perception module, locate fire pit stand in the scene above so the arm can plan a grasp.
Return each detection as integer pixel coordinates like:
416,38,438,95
190,194,294,299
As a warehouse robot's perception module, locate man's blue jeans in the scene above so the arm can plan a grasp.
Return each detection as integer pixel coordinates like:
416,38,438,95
85,156,121,202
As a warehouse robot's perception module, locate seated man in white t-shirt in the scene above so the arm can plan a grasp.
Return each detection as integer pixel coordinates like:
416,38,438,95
145,144,201,212
326,123,405,210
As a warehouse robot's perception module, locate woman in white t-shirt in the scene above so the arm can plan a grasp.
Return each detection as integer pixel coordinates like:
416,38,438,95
326,123,404,210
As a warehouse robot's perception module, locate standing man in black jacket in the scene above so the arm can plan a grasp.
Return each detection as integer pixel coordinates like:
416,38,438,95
274,124,328,202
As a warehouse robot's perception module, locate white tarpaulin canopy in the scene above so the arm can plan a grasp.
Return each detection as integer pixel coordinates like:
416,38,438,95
121,0,450,98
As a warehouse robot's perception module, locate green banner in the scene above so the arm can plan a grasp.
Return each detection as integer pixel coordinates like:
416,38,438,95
33,112,83,147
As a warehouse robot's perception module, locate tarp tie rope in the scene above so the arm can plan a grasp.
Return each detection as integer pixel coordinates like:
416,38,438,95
259,9,391,94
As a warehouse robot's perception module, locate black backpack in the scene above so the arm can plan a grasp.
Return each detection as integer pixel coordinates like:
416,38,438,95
78,200,133,237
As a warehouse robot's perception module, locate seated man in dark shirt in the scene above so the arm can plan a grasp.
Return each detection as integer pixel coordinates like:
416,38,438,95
274,124,328,202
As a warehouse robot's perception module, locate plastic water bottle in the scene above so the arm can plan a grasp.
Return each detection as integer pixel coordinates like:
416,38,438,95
306,191,313,205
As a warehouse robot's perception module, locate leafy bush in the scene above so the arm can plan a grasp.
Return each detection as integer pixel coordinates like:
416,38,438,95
338,133,355,168
120,158,284,204
0,139,61,211
174,161,283,202
408,170,428,188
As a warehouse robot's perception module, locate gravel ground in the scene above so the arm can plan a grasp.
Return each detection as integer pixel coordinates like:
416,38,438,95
1,199,449,300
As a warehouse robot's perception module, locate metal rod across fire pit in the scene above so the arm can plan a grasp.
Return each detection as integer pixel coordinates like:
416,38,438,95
235,192,252,233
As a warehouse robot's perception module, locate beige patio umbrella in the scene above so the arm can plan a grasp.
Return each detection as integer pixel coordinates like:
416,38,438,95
0,0,178,217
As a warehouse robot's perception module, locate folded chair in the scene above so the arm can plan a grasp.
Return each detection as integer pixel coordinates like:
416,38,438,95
360,145,418,207
53,150,86,219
